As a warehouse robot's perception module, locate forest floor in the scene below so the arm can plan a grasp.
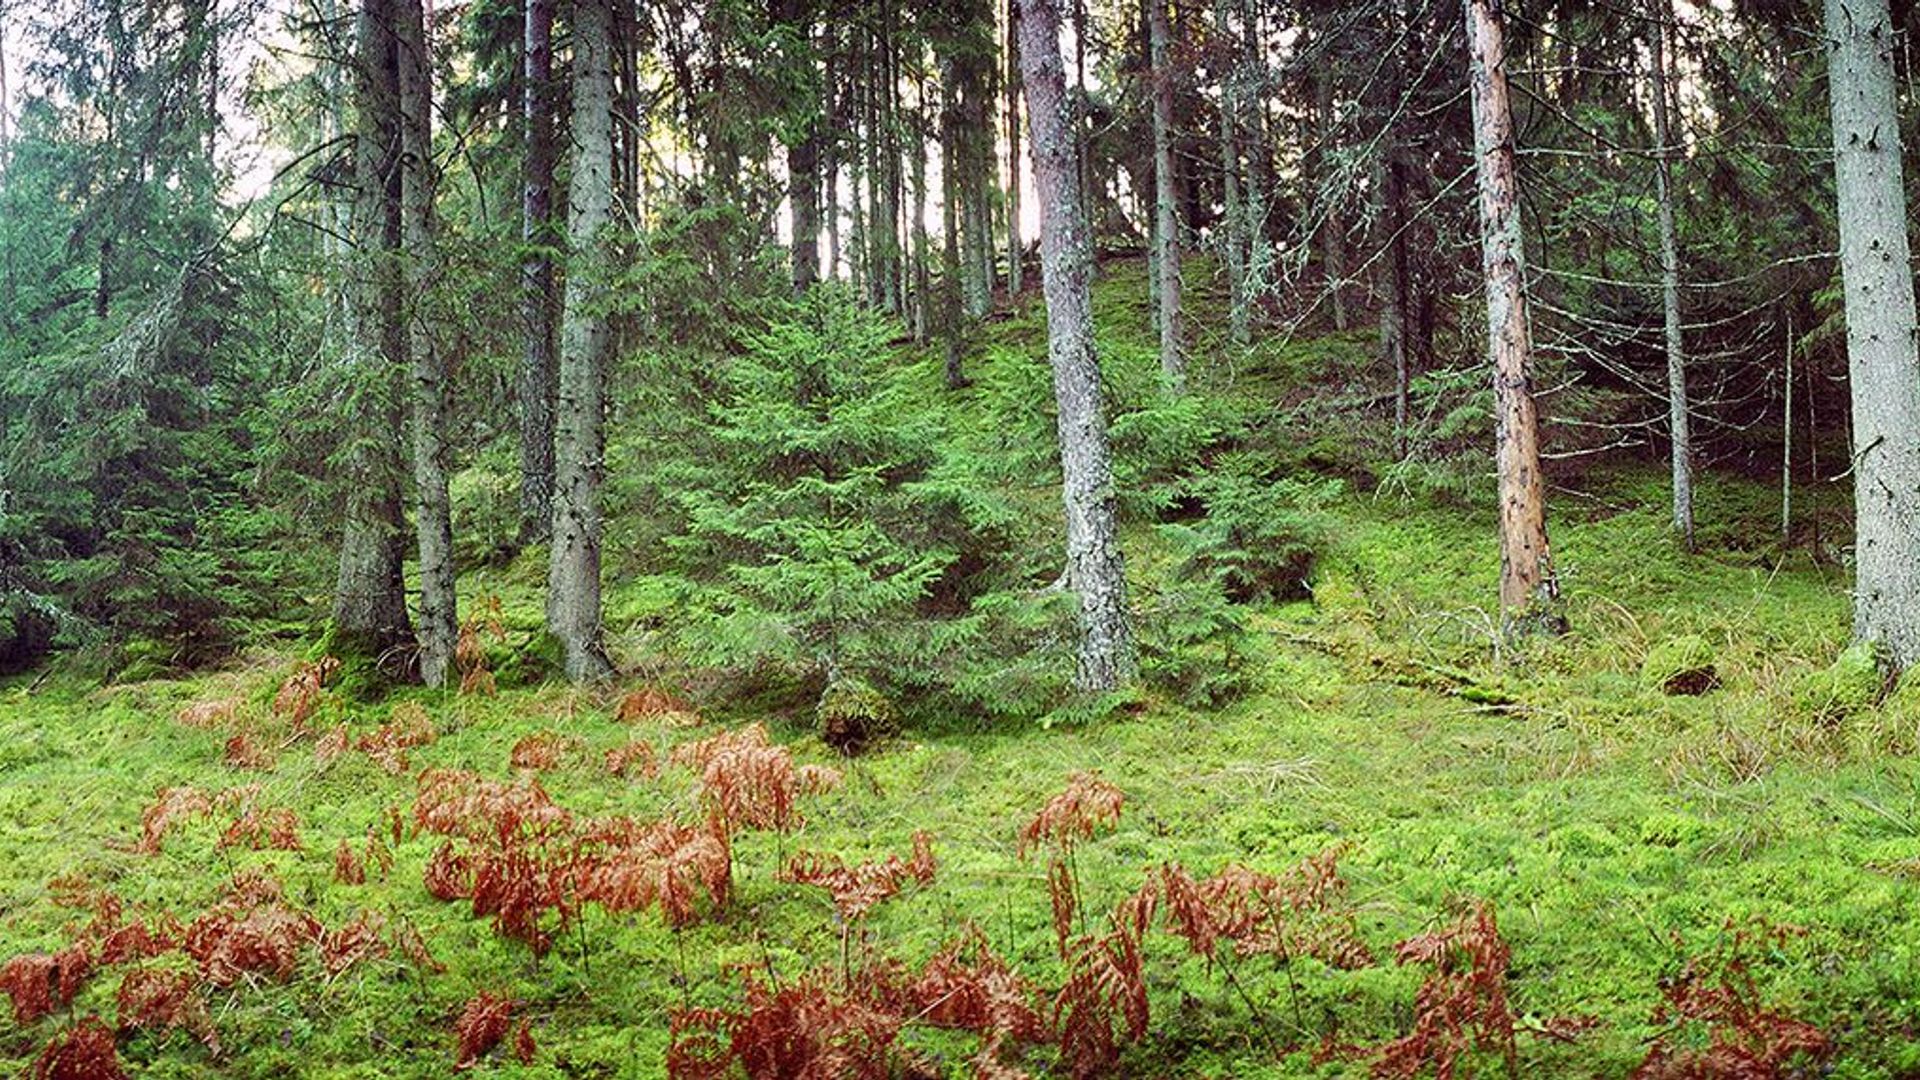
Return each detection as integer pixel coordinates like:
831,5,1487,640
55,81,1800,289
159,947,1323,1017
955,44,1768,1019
3,266,1916,1078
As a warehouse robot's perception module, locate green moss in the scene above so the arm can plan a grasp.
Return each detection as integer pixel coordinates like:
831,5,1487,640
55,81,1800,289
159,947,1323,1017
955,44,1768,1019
817,674,898,753
1641,634,1720,696
1796,641,1885,723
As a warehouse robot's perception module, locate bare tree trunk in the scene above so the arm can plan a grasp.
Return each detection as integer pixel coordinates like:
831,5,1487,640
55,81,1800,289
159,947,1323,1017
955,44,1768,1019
911,74,931,340
334,0,415,670
519,0,558,545
547,0,616,682
1019,0,1134,691
1216,0,1248,349
1380,147,1410,458
782,0,821,294
1650,0,1691,546
825,35,842,280
1315,63,1349,332
1782,307,1793,540
1467,0,1560,633
939,60,968,388
1239,0,1270,331
1377,1,1411,455
1825,0,1920,673
1005,0,1024,296
1148,0,1184,391
396,0,455,687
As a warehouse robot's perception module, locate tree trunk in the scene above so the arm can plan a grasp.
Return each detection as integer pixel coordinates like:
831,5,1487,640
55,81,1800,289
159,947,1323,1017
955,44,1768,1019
1018,0,1134,691
1380,146,1410,458
1315,62,1349,332
1148,0,1184,390
1239,0,1269,333
1005,0,1024,297
825,34,842,280
1825,0,1920,673
1467,0,1560,633
782,0,821,294
1377,1,1411,455
333,0,415,669
397,0,455,687
519,0,558,545
911,77,931,340
940,62,968,388
547,0,617,682
1650,0,1691,546
1216,0,1248,349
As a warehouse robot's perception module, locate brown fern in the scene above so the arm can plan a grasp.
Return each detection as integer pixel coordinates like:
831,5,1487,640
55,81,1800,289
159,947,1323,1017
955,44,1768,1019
454,990,515,1069
271,656,339,730
1019,772,1125,858
509,730,583,772
217,805,303,852
616,686,698,724
183,898,321,986
1632,920,1830,1079
222,730,276,770
1374,899,1516,1079
318,910,390,976
574,815,733,929
136,786,214,854
313,724,351,768
358,702,436,775
114,967,218,1052
32,1016,125,1080
455,596,507,696
1,945,94,1025
671,724,811,833
779,831,937,924
176,696,242,730
604,740,658,779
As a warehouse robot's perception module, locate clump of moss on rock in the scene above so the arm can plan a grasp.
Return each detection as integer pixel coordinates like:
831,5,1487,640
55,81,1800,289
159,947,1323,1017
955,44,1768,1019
817,675,897,755
1794,641,1885,724
1641,634,1720,696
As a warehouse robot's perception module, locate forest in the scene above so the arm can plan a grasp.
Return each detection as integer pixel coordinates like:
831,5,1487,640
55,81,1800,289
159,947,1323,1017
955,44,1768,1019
2,0,1920,1074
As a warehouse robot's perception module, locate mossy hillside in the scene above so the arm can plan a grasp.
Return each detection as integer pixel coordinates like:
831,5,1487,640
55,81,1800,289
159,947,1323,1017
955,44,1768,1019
0,262,1907,1077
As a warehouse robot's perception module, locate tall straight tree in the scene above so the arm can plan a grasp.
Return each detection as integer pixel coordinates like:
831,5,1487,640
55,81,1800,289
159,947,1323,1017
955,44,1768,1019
1466,0,1559,631
397,0,454,686
1004,0,1023,296
1649,0,1691,546
1215,0,1248,349
519,0,558,544
1825,0,1920,673
332,0,414,667
780,0,822,294
1018,0,1134,690
1147,0,1183,390
548,0,617,682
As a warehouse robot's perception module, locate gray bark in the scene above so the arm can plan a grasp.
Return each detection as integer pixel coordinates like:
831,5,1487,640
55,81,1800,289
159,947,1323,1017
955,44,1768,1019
784,0,820,297
1018,0,1134,691
1314,62,1349,332
1467,0,1560,631
1148,0,1184,390
1006,0,1024,296
1650,0,1692,546
1238,0,1270,337
519,0,557,545
911,90,931,341
398,0,455,687
547,0,616,682
1216,0,1248,349
1825,0,1920,672
332,0,414,668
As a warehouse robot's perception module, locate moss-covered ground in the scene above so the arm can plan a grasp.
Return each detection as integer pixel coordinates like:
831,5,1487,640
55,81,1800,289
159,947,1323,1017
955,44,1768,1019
3,262,1915,1077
